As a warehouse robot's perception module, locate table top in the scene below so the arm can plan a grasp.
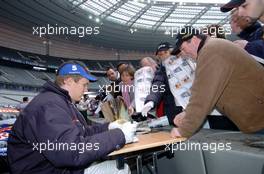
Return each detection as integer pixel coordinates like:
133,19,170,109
109,131,186,156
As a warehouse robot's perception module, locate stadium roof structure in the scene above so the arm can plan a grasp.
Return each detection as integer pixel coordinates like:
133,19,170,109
72,0,230,31
0,0,231,51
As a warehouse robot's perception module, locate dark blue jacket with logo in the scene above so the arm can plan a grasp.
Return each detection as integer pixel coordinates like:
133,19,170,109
7,81,125,174
145,65,182,125
238,22,264,59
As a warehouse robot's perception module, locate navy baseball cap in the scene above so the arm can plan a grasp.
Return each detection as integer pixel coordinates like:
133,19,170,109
57,63,97,82
155,42,173,55
220,0,245,13
171,26,200,55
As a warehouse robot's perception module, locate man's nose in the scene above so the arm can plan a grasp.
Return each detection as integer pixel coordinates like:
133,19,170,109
237,7,244,16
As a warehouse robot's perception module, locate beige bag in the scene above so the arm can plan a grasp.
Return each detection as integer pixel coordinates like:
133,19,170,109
101,101,115,122
101,96,129,122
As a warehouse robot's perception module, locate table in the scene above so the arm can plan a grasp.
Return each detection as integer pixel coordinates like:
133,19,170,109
109,131,186,174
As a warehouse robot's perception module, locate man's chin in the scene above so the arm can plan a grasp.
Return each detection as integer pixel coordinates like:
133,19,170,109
161,57,170,61
75,97,82,102
260,14,264,22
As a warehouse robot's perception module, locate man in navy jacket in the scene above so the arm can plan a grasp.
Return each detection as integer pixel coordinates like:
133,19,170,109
142,42,182,125
221,0,264,59
8,61,135,174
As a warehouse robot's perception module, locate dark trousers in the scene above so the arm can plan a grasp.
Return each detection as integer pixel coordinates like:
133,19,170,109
207,116,239,131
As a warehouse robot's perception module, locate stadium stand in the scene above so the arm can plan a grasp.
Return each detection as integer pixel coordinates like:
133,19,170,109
0,46,140,70
0,90,36,105
0,45,140,93
0,23,151,61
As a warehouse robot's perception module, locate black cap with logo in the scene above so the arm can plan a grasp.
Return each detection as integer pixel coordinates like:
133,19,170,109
155,42,173,55
171,26,200,55
220,0,245,13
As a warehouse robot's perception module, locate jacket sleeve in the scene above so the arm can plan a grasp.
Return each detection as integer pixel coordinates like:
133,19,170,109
84,122,109,136
29,102,125,168
145,67,166,107
178,52,234,138
129,85,135,108
244,40,264,59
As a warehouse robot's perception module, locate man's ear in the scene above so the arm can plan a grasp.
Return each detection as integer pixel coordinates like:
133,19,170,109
64,77,74,86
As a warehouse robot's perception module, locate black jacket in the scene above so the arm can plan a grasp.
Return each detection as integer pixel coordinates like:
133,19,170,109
238,22,263,42
238,22,264,59
8,81,125,174
145,65,182,125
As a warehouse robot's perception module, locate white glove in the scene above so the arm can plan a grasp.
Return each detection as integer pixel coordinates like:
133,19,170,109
141,101,154,117
108,120,123,130
120,122,138,144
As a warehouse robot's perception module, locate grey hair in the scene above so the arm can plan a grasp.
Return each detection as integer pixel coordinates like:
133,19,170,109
140,57,157,67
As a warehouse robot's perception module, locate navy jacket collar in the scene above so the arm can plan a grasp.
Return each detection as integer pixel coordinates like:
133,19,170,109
41,81,72,102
